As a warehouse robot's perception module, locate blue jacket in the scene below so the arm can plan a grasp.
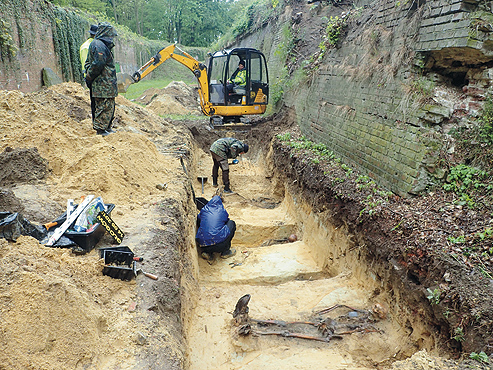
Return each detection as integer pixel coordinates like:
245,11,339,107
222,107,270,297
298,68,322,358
195,196,230,247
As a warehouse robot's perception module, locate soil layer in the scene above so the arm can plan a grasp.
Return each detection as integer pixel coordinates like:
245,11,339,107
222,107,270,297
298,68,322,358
0,82,492,369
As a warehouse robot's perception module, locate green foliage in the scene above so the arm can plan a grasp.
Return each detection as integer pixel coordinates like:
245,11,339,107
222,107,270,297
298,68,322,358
452,327,465,342
277,134,335,161
268,65,288,110
476,227,493,241
275,24,294,62
48,0,108,13
47,0,234,47
442,163,492,208
470,351,489,364
276,132,292,142
443,165,490,205
478,95,493,144
325,15,348,46
447,235,466,244
356,175,375,189
48,6,86,83
409,76,435,98
426,288,441,305
216,0,284,47
121,78,176,100
0,19,17,61
311,13,350,64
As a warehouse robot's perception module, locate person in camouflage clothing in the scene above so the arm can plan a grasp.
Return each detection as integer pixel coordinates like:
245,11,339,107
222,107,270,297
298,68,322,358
210,137,249,193
84,22,118,136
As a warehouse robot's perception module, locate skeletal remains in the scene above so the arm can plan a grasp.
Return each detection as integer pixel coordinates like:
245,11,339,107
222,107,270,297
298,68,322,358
231,294,386,343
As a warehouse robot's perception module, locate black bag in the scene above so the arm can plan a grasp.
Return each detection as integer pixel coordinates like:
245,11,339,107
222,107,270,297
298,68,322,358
0,212,45,242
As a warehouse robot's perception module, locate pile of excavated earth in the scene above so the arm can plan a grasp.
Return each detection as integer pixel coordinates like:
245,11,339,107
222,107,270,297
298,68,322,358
0,81,492,370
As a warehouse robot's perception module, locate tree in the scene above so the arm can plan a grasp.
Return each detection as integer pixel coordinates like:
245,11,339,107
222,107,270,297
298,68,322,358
48,0,236,47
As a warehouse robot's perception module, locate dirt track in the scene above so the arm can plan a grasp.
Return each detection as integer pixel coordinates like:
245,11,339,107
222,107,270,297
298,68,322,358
0,83,492,369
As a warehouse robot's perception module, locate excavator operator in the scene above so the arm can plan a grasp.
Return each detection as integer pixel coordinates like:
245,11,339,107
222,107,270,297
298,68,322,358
227,60,246,94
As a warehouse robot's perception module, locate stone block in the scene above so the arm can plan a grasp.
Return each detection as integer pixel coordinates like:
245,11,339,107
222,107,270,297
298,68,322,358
42,68,63,87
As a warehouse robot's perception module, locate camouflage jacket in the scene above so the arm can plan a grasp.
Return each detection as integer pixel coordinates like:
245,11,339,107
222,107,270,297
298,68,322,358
210,137,245,159
84,23,118,98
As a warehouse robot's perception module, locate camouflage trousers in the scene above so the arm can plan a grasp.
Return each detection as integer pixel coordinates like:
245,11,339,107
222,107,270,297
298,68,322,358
93,97,115,131
211,151,230,186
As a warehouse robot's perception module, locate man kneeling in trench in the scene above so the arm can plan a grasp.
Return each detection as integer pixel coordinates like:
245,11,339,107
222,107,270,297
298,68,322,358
195,195,236,261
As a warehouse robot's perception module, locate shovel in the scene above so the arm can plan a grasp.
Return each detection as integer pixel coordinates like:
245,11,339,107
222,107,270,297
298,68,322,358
117,72,137,93
197,176,208,195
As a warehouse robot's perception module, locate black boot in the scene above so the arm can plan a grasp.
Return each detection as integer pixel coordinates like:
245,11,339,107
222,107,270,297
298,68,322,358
224,184,233,194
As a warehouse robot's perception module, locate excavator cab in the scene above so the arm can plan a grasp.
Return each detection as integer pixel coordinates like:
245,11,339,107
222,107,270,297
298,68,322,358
119,44,269,128
208,48,269,126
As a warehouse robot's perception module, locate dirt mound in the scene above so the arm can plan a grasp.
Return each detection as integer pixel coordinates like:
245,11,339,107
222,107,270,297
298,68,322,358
0,83,186,206
135,81,201,116
0,188,23,213
0,147,48,186
0,82,189,369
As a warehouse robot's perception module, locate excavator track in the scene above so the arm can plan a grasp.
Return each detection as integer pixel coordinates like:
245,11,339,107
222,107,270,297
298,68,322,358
210,116,258,130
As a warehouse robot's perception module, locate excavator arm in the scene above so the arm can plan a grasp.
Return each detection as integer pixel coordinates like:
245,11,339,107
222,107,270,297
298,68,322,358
126,44,214,116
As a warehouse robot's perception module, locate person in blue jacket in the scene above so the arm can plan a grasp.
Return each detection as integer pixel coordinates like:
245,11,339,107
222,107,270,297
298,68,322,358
195,195,236,261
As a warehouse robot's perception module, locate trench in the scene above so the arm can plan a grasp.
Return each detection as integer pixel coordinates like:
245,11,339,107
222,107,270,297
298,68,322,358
179,137,434,370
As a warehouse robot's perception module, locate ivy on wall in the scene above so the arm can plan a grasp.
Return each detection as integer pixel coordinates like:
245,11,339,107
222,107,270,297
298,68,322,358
0,19,17,62
0,0,208,90
48,7,86,83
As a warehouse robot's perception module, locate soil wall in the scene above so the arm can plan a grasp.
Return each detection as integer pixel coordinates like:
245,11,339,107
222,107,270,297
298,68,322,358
235,0,493,196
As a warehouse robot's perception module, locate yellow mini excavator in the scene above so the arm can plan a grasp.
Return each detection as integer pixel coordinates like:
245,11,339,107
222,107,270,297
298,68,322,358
117,44,269,128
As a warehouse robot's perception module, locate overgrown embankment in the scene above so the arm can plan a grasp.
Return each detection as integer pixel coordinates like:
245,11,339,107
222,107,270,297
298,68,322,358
256,109,493,358
230,0,493,199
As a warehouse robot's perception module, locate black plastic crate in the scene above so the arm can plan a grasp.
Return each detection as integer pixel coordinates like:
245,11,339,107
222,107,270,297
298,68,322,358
102,263,135,281
64,203,115,252
99,246,134,266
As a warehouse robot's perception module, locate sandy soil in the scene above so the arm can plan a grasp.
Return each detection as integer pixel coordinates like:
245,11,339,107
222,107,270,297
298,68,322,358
0,82,192,369
0,82,491,370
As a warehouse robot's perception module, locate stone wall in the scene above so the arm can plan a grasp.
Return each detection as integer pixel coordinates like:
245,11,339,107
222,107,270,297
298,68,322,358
239,0,493,196
2,0,493,196
0,0,185,93
0,0,59,92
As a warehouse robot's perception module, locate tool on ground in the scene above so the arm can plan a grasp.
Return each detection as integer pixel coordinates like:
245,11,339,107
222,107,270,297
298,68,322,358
132,262,158,280
101,246,143,281
45,195,95,246
135,268,158,280
197,176,208,195
44,219,62,230
229,250,250,268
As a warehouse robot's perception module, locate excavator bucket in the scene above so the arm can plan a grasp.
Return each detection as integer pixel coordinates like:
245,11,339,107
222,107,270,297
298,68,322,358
117,72,136,93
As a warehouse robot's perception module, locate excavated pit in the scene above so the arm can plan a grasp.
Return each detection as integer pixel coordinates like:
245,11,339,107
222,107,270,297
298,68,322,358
182,139,434,370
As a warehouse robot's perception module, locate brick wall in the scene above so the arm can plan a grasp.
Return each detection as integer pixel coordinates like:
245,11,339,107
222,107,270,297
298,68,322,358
0,0,153,92
2,0,492,196
241,0,493,196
